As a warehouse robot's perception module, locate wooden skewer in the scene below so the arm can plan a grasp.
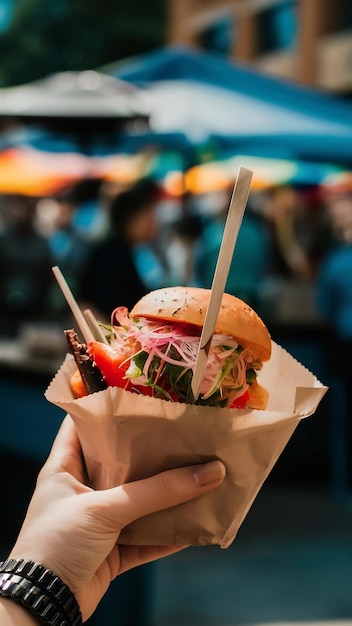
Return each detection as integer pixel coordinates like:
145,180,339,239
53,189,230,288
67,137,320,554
84,308,109,344
191,166,253,401
52,265,95,345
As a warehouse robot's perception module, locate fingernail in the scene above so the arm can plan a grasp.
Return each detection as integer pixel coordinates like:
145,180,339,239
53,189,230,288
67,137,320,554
193,460,226,486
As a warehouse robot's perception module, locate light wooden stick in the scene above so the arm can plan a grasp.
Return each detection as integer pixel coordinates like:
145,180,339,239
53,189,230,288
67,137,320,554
191,166,253,400
52,265,95,345
84,308,109,344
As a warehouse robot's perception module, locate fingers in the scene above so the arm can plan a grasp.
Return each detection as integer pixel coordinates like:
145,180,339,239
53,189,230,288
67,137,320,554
48,414,78,456
95,460,226,529
41,415,85,480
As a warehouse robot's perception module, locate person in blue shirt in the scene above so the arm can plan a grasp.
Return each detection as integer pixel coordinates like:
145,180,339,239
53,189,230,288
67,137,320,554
316,244,352,341
194,189,272,313
316,190,352,342
315,189,352,491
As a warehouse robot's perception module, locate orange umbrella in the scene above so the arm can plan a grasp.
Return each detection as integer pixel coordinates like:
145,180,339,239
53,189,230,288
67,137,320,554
184,155,349,194
185,162,233,194
0,147,96,196
322,171,352,195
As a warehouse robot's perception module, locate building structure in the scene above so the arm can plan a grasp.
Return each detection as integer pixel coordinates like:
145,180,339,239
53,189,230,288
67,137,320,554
167,0,352,95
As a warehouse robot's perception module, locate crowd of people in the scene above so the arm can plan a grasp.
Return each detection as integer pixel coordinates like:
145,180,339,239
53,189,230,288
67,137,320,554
0,174,347,341
2,174,344,421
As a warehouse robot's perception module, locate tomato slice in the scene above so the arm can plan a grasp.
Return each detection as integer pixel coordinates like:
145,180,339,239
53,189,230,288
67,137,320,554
88,341,155,395
88,342,132,389
230,389,250,409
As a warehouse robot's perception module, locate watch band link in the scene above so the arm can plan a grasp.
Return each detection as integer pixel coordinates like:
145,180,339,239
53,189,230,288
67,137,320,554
0,559,82,626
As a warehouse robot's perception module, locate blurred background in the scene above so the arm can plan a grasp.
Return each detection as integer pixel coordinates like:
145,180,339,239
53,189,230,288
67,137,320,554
1,1,352,625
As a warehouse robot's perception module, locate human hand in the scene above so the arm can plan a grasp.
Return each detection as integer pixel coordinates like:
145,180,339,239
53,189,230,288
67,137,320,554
8,415,225,621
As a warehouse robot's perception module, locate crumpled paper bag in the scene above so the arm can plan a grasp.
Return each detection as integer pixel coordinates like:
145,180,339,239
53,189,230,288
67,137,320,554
45,341,327,548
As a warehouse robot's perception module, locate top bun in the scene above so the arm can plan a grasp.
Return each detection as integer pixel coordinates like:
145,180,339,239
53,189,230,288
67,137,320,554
130,286,271,363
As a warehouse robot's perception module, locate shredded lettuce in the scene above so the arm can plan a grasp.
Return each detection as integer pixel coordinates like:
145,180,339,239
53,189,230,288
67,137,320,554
100,308,261,407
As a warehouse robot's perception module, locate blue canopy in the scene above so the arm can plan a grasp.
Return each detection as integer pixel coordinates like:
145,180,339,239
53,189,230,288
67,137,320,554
109,45,352,165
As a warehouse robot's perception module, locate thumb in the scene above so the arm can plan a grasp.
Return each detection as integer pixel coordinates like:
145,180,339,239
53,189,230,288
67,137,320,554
93,460,226,530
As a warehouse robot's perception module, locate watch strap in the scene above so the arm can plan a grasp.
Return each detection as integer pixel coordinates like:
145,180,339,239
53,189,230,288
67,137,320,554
0,559,82,626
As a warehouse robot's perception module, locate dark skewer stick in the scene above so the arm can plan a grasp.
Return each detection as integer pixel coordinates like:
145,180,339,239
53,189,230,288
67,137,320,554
65,329,107,394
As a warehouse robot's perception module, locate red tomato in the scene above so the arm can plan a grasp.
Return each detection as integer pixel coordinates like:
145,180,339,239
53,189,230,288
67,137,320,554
89,342,132,389
88,341,154,396
230,389,250,409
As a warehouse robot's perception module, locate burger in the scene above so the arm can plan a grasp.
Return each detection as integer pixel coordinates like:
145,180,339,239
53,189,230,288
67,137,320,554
68,286,271,410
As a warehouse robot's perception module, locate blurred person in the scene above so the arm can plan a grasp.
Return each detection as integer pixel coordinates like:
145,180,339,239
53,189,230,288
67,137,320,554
47,189,90,290
161,191,204,286
262,185,330,282
0,414,225,625
315,189,352,341
193,187,272,311
0,194,54,337
315,189,352,488
77,178,163,322
251,184,332,325
0,194,8,233
67,177,107,241
262,185,311,280
165,212,203,286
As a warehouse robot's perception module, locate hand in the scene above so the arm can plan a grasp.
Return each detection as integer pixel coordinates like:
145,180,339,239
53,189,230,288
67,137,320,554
8,415,225,621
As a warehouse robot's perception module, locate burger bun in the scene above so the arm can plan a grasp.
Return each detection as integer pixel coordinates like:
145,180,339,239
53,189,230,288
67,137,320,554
130,286,271,363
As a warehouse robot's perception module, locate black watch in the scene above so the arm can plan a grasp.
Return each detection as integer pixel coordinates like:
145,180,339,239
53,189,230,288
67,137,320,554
0,559,82,626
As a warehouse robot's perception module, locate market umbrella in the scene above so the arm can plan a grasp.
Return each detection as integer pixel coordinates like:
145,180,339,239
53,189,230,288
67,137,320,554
0,66,196,195
0,142,167,196
110,45,352,165
184,155,350,194
0,69,151,155
0,69,149,128
0,69,157,195
0,147,92,196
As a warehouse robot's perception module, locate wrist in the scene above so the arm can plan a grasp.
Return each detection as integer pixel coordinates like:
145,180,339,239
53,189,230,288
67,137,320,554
0,596,39,625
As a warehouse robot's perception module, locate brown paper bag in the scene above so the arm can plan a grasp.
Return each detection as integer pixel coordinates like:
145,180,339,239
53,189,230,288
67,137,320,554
45,341,327,548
